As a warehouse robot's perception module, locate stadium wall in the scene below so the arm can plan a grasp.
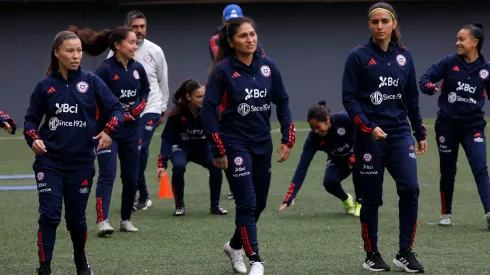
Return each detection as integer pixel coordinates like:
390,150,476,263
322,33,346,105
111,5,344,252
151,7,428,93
2,1,490,122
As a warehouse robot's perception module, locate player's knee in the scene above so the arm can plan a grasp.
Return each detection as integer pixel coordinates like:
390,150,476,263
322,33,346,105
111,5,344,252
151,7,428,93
470,162,489,178
98,172,116,184
65,218,87,232
397,181,420,197
323,180,339,193
236,199,256,215
38,214,61,227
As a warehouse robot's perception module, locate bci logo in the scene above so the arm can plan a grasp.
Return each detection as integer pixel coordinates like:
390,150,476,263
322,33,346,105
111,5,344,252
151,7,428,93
245,88,267,100
55,103,78,114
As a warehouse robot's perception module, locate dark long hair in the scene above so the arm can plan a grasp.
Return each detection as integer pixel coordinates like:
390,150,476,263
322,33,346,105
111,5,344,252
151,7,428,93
166,79,203,116
209,16,256,76
46,31,80,75
462,23,484,53
67,25,133,56
368,2,405,50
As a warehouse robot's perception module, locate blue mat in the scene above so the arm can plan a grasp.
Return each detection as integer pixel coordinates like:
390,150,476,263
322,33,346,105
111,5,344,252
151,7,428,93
0,174,34,180
0,185,37,191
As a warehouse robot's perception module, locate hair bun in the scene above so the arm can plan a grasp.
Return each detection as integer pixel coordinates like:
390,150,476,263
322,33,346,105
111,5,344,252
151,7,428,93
317,100,326,106
474,23,483,30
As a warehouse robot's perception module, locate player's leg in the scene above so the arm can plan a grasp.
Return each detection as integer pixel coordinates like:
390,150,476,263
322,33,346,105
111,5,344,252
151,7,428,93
63,167,95,274
461,128,490,229
223,147,254,274
118,134,140,232
351,162,363,216
322,158,355,214
169,148,188,216
356,136,390,272
386,135,424,273
94,140,118,236
135,113,161,209
34,166,63,275
194,148,227,215
435,119,460,225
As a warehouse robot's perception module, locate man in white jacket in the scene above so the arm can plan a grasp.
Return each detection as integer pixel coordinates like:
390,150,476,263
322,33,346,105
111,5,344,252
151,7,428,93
108,10,169,210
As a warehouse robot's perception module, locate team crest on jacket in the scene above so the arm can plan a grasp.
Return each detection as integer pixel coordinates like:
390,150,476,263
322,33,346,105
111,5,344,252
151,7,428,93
363,153,372,162
234,156,244,166
479,69,489,79
143,54,152,63
133,70,140,80
337,127,346,136
260,65,271,77
76,81,89,93
37,171,45,181
439,136,445,144
396,54,407,66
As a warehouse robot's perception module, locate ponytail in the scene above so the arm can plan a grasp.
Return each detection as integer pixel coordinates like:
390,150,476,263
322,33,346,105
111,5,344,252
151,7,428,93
391,27,405,51
166,79,202,116
463,23,484,54
67,25,132,56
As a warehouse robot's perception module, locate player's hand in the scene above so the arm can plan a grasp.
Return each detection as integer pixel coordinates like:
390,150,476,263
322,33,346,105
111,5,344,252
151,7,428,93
416,140,427,155
279,199,295,211
156,114,165,127
2,122,13,134
371,127,387,140
32,139,47,155
213,155,228,169
276,144,291,162
94,131,112,151
156,167,166,181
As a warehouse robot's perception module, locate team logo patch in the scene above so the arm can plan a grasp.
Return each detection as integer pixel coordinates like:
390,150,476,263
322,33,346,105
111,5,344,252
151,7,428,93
439,136,445,144
76,81,89,93
260,65,271,77
337,127,346,136
37,171,45,181
133,70,140,80
479,69,489,79
363,153,372,162
396,54,407,66
143,54,152,63
234,156,244,166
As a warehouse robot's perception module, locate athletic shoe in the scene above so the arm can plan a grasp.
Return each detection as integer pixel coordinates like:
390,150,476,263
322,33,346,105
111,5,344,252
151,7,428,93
134,198,152,210
249,261,264,275
343,193,355,215
174,206,185,216
36,262,51,275
228,191,234,200
210,207,228,215
363,252,390,272
97,220,114,237
393,249,424,273
120,220,139,232
439,214,454,226
223,241,247,273
74,253,93,275
354,202,362,217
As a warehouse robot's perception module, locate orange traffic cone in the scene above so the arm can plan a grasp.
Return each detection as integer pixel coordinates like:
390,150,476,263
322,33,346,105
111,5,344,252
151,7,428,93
158,172,173,199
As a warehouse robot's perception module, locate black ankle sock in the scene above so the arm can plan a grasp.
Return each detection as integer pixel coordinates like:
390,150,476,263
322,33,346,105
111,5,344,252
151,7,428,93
249,253,261,262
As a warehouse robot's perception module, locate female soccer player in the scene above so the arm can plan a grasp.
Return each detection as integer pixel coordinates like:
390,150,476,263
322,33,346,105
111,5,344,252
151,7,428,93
202,16,295,275
279,100,361,216
342,2,427,273
24,30,124,275
0,111,16,134
419,23,490,228
156,79,228,216
69,26,150,236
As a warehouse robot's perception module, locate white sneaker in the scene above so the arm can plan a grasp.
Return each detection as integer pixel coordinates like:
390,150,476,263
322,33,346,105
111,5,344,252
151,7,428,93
120,220,139,232
249,261,264,275
97,220,114,237
133,198,152,210
485,212,490,230
439,214,454,226
223,242,247,273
